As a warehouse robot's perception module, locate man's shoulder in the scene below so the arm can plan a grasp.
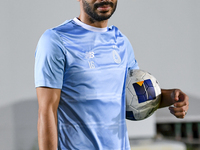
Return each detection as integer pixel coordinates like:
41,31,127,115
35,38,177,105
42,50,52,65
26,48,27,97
39,19,74,39
108,25,121,34
109,25,130,43
39,19,77,44
51,19,75,33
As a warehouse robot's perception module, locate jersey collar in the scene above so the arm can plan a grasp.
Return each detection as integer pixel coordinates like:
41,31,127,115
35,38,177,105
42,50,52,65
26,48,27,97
73,17,108,32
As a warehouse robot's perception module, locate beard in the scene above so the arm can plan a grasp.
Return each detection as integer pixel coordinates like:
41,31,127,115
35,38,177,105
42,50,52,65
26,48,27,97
82,0,117,22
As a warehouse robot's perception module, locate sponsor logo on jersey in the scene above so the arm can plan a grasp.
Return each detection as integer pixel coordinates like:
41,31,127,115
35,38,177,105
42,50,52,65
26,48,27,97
85,52,95,69
112,45,118,49
88,61,95,69
112,50,121,64
85,51,95,59
133,79,156,103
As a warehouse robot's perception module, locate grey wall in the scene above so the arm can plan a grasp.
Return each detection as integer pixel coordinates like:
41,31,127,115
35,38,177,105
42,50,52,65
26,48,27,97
111,0,200,96
1,0,199,149
0,1,79,107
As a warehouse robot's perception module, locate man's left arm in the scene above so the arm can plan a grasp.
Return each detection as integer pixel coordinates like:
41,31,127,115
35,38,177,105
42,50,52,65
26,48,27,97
159,89,189,118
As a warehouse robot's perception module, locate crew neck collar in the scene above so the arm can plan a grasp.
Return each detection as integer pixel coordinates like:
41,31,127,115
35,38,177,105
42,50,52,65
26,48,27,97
73,17,108,32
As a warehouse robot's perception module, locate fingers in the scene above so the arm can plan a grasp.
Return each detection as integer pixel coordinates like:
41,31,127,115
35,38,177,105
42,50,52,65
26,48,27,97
168,89,189,118
171,88,189,105
174,100,187,108
171,89,187,102
171,89,180,101
169,106,187,119
169,89,189,118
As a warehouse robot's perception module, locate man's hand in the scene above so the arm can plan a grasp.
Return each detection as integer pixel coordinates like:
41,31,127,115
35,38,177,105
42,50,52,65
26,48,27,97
169,89,189,118
159,89,189,119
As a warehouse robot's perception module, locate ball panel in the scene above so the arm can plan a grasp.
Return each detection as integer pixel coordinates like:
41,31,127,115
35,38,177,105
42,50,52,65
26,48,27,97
154,83,161,97
133,82,147,103
146,86,156,100
126,111,136,120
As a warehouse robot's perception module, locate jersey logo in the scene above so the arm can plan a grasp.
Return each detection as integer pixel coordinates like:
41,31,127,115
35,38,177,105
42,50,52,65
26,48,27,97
112,50,121,64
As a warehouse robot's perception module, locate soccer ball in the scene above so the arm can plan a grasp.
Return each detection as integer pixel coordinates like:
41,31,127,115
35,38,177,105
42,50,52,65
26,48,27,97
125,69,161,121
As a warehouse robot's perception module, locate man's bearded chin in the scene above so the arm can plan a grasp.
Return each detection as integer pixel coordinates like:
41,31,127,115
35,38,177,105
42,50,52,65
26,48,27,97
83,0,117,22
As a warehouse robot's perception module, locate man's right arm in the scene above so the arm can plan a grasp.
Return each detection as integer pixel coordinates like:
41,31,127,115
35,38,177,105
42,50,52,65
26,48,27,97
37,87,61,150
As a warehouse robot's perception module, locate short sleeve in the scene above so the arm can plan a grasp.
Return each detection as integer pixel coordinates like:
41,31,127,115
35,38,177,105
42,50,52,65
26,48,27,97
34,29,65,89
124,36,139,70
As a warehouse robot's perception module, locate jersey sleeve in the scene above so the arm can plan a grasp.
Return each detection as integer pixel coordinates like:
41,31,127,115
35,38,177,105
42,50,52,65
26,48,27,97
34,29,65,89
124,36,139,70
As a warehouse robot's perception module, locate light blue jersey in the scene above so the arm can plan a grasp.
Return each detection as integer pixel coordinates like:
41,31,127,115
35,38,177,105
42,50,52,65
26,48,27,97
35,18,139,150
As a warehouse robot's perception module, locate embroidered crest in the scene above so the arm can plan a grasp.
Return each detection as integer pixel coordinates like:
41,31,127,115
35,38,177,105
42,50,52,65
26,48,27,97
112,50,121,64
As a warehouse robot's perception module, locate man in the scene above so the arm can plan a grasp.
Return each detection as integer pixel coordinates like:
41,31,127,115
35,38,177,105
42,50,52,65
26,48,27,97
35,0,189,150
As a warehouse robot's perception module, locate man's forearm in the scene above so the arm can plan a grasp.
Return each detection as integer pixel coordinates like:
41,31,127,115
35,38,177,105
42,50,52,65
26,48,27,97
159,89,174,108
36,87,61,150
38,109,58,150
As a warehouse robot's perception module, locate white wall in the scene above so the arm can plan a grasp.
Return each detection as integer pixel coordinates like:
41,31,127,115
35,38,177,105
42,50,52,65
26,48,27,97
1,0,199,149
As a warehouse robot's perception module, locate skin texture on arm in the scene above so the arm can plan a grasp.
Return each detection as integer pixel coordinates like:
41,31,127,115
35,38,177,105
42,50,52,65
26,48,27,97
37,87,61,150
159,89,189,118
